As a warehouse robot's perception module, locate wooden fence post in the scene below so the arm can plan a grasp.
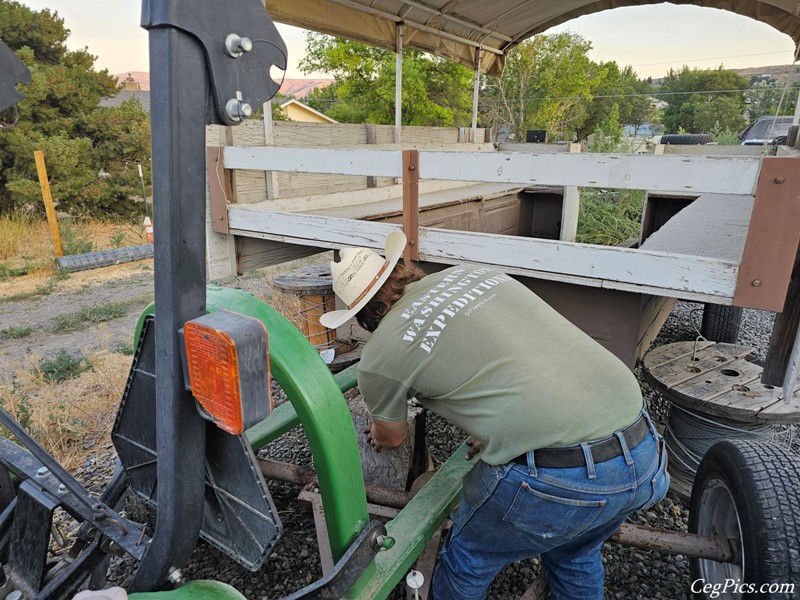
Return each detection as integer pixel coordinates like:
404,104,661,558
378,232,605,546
33,150,63,257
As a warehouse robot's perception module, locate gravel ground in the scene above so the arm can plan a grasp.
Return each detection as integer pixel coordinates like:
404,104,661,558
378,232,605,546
81,301,780,599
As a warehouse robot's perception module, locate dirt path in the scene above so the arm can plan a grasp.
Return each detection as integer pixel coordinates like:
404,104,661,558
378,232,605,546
0,261,155,384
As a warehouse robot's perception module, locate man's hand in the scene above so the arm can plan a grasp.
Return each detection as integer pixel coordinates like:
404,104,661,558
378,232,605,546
363,419,408,452
465,437,485,460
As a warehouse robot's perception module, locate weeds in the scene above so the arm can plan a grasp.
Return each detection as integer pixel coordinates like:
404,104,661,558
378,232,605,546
53,301,132,333
0,261,43,281
0,213,32,260
110,229,127,248
38,350,92,383
576,188,644,246
1,350,128,469
0,325,33,340
60,218,93,255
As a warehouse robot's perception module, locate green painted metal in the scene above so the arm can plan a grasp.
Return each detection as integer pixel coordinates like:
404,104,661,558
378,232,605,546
129,580,245,600
134,286,369,560
345,442,472,599
245,363,360,450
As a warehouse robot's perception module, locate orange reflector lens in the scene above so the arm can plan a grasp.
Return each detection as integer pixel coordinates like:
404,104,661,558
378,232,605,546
183,311,271,435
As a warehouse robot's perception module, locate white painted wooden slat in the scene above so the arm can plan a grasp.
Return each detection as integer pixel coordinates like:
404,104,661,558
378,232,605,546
419,151,761,195
418,228,738,299
224,146,762,195
228,208,739,302
224,146,403,177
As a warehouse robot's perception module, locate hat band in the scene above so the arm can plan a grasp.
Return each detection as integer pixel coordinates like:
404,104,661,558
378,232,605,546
347,261,390,309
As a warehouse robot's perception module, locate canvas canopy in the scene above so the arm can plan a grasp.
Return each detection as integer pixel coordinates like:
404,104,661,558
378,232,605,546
265,0,800,77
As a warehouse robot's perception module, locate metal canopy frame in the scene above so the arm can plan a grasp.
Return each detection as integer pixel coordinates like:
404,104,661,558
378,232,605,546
265,0,800,77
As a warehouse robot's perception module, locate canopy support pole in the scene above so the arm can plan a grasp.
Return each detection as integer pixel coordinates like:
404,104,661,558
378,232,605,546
395,24,403,143
471,48,482,142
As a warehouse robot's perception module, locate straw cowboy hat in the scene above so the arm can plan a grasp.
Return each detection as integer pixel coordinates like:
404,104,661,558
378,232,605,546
319,231,407,330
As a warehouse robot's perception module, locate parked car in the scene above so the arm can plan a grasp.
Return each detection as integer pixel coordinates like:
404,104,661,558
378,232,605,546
739,115,794,145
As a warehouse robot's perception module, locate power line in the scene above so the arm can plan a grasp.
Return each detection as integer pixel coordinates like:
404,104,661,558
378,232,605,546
631,50,793,68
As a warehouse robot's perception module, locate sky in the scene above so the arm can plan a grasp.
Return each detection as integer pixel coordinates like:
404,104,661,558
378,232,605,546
14,1,800,80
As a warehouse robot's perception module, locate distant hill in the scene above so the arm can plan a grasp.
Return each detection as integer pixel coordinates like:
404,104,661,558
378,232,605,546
114,72,333,99
650,63,799,86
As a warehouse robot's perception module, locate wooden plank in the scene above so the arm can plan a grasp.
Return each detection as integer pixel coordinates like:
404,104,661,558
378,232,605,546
639,194,753,261
403,150,420,262
560,143,582,242
235,237,326,272
224,146,403,177
366,124,377,188
418,228,740,300
671,358,763,402
206,147,231,234
419,151,761,195
227,210,742,303
636,296,676,362
662,145,765,156
247,181,474,214
33,151,63,257
734,157,800,312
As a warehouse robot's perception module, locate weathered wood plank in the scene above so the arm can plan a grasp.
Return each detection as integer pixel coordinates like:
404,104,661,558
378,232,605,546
420,151,761,195
418,228,740,301
227,210,742,302
224,146,403,177
225,146,762,195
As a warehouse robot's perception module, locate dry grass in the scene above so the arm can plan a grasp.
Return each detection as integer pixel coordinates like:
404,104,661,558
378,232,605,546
1,349,130,470
0,213,35,260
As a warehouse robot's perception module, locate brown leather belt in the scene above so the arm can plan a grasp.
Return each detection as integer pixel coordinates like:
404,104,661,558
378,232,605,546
512,413,650,469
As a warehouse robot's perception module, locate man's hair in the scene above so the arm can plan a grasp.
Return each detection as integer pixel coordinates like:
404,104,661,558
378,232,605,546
356,262,425,332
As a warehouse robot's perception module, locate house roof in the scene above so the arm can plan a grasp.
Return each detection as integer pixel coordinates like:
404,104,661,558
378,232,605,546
264,0,800,77
99,90,151,112
280,99,338,122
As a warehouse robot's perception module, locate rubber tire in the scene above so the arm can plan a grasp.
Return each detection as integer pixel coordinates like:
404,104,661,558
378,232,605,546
660,133,713,145
700,303,743,343
689,440,800,598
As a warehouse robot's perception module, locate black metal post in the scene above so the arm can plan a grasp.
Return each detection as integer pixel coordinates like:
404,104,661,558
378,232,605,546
129,23,209,591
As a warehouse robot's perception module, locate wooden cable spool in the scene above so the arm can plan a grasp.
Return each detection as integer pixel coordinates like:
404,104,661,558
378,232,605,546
273,265,338,350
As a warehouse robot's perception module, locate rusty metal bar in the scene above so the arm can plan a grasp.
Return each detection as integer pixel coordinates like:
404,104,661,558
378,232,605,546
257,458,413,509
609,523,736,564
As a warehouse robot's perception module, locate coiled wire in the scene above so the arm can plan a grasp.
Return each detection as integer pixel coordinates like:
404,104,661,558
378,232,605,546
664,402,794,498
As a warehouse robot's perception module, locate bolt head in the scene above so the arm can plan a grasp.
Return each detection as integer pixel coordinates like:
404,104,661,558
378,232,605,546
774,176,785,184
36,467,49,477
752,279,761,287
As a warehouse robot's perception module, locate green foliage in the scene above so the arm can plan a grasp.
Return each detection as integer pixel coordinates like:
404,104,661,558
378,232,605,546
59,218,93,255
38,349,90,383
52,300,131,333
710,122,741,145
302,33,473,126
657,66,747,134
576,188,644,246
480,33,654,142
0,1,151,216
0,325,33,340
745,77,799,118
110,228,127,248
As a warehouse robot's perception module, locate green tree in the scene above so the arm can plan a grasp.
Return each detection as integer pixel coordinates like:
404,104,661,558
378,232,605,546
745,76,798,118
0,1,151,216
480,33,598,141
579,64,653,139
657,66,748,133
301,33,473,126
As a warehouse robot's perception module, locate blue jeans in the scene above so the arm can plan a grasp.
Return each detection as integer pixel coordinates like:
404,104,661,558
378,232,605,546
431,412,669,600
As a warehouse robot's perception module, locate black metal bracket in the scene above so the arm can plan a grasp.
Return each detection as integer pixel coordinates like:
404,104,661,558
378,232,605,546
0,38,31,123
141,0,287,125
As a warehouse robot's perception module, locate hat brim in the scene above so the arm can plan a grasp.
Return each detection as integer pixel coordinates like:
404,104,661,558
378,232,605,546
319,231,407,330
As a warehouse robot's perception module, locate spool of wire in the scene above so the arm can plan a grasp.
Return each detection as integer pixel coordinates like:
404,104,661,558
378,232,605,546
664,403,790,498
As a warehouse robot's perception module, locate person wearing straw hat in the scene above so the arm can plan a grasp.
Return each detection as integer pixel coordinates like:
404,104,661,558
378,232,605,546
320,231,669,600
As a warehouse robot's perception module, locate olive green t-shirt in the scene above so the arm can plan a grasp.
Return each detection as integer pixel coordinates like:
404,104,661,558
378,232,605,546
357,265,643,466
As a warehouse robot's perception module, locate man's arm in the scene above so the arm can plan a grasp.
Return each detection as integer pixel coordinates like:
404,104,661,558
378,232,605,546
364,419,408,451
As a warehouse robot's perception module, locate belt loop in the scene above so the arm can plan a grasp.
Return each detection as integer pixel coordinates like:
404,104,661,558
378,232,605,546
641,408,657,437
526,450,538,477
615,431,634,466
580,442,596,479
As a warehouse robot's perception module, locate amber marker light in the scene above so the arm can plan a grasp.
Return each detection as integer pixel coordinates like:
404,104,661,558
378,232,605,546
183,310,271,435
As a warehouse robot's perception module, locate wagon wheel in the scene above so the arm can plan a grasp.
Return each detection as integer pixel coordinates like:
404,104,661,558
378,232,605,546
689,440,800,599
